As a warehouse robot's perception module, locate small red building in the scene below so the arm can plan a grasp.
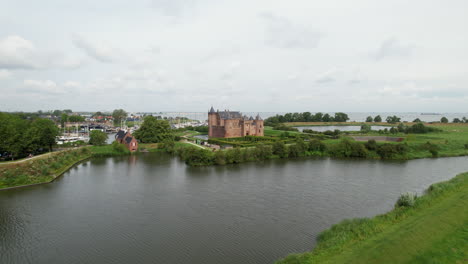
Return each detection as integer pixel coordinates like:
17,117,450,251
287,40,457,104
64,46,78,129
115,130,138,152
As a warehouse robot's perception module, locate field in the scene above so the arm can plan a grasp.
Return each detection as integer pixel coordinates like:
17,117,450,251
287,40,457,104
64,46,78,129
276,172,468,264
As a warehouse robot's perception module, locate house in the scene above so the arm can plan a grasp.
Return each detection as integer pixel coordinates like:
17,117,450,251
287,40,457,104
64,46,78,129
115,130,138,152
208,107,264,138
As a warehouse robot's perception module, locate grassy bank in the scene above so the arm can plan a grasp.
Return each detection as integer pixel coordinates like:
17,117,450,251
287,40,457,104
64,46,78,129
0,148,92,189
276,172,468,264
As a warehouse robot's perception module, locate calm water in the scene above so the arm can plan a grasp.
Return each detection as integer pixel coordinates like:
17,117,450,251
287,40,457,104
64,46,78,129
294,125,389,132
1,154,468,264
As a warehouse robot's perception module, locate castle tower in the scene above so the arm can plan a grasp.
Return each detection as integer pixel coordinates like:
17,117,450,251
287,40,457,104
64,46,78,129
208,106,216,137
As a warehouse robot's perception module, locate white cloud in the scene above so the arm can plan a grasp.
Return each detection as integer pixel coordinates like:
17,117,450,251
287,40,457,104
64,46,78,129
260,13,322,49
373,37,414,60
0,35,39,69
73,34,118,63
0,69,12,79
23,79,64,94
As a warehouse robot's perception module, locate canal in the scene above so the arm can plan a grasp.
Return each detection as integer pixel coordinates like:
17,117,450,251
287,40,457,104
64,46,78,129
1,154,467,264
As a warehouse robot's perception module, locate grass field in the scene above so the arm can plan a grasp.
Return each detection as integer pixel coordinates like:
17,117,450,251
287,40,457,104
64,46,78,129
276,172,468,264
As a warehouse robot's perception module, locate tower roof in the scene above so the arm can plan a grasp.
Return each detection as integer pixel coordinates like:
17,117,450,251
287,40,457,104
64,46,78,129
255,113,262,120
209,106,215,113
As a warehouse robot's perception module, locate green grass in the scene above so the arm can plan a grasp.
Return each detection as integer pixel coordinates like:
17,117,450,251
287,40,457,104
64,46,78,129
89,144,130,156
276,172,468,264
0,148,92,189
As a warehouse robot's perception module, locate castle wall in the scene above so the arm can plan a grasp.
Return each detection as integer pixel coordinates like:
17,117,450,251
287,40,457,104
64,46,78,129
208,112,265,138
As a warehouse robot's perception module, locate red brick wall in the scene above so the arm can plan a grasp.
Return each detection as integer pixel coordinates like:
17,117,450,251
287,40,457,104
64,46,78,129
208,113,265,138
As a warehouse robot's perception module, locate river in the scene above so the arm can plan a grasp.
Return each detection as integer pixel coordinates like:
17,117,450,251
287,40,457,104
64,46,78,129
1,154,467,264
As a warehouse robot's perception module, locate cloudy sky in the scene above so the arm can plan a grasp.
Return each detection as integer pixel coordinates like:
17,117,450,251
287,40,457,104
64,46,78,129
1,0,467,112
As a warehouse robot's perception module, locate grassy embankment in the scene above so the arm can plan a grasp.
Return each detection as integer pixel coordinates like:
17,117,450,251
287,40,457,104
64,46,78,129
0,148,92,189
276,172,468,264
0,142,139,189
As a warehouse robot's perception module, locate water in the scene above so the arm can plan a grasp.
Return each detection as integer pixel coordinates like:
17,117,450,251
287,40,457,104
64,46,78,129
1,154,467,264
106,133,116,144
294,125,390,132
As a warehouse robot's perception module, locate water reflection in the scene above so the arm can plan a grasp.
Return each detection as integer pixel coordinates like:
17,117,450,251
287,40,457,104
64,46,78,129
0,154,467,264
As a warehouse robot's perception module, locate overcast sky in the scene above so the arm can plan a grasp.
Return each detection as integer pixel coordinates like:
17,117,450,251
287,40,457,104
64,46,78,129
1,0,467,112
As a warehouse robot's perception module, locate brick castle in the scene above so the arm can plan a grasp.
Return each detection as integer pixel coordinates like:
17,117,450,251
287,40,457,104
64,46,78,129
208,107,264,138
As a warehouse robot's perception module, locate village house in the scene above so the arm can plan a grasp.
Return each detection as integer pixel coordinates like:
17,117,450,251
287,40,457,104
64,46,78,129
115,130,138,152
208,107,264,138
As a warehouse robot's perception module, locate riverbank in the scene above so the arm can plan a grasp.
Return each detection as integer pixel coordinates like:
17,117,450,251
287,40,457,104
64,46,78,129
0,148,92,190
276,171,468,264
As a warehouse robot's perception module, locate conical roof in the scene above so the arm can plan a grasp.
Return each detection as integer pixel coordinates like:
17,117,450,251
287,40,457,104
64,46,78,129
209,106,215,113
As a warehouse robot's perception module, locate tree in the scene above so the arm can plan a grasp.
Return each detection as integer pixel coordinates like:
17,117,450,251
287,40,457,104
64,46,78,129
68,115,85,122
302,112,312,122
133,116,174,143
112,109,127,125
440,117,448,123
374,115,382,122
26,118,59,152
334,112,349,122
365,116,373,122
89,130,107,146
60,113,68,128
313,112,323,122
322,113,332,122
413,118,421,122
386,115,401,124
453,118,461,123
361,124,371,132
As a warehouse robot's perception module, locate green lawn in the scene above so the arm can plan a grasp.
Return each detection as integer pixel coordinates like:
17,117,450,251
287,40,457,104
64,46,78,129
276,172,468,264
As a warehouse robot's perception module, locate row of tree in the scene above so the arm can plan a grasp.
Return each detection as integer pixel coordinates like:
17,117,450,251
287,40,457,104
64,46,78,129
366,115,468,124
0,112,59,159
265,112,350,125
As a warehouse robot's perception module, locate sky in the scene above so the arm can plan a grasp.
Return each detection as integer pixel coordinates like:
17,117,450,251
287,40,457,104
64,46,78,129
0,0,467,113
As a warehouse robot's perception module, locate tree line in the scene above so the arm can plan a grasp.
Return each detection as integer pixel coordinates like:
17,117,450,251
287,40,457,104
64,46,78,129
265,112,350,126
0,112,59,160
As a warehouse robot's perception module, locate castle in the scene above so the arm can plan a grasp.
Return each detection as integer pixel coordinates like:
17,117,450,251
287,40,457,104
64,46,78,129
208,107,264,138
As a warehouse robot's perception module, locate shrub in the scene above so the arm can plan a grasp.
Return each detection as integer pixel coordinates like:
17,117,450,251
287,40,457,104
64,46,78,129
112,141,129,153
395,193,418,207
309,139,327,152
421,142,439,157
360,124,371,133
272,141,288,158
376,143,408,159
464,144,468,149
364,139,378,151
327,139,368,158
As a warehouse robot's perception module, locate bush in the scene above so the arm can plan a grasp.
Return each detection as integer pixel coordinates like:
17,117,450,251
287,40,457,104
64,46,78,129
395,193,418,207
360,124,371,133
421,142,439,157
327,139,368,158
309,139,327,152
364,139,378,151
272,141,288,158
112,141,129,153
179,147,214,166
465,144,468,150
376,143,408,159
